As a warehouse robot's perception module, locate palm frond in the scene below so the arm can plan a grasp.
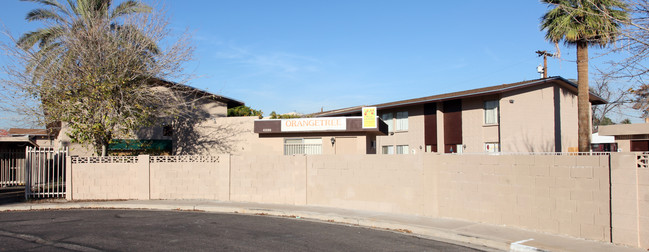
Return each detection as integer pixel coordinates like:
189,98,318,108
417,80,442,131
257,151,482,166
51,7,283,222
26,9,65,23
17,27,64,50
110,0,151,19
20,0,66,11
540,0,629,47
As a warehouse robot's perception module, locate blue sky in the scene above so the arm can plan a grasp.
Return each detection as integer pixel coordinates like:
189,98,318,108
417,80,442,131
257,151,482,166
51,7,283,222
0,0,641,128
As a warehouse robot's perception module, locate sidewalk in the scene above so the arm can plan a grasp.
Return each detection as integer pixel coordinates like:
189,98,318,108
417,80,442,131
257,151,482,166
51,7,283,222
0,200,644,252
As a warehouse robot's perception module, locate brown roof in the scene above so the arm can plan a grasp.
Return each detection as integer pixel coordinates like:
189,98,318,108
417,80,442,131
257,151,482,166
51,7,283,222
154,79,245,109
313,77,607,117
8,128,49,136
0,136,39,147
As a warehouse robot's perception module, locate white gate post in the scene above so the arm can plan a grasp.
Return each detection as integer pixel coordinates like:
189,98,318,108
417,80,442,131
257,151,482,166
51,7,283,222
65,148,72,200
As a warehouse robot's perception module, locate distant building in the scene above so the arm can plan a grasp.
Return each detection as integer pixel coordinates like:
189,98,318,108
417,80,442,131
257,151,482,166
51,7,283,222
591,133,617,152
7,128,53,148
598,123,649,152
0,128,50,152
51,81,251,156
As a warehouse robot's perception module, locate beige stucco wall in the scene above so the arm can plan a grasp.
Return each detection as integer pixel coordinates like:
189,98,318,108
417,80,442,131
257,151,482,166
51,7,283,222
617,139,632,153
33,137,53,148
376,105,425,154
461,97,500,153
65,153,649,249
500,86,557,152
599,123,649,136
175,116,258,155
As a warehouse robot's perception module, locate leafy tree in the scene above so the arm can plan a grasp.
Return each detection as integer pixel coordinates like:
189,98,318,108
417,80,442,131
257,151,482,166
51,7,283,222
269,111,302,119
620,118,632,124
227,105,263,118
541,0,629,152
631,84,649,118
593,116,614,127
1,0,194,155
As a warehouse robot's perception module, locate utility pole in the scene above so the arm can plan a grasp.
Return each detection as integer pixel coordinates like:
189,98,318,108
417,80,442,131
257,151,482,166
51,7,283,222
536,50,555,79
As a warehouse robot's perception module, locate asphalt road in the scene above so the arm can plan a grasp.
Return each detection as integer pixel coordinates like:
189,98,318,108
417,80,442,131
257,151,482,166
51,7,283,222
0,209,484,251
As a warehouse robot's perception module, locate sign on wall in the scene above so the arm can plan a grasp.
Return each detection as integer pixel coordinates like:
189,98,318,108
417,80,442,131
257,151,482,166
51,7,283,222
362,107,377,129
281,118,346,132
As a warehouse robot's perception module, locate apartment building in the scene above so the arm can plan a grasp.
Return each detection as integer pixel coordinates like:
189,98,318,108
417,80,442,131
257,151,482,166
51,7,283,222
314,77,606,154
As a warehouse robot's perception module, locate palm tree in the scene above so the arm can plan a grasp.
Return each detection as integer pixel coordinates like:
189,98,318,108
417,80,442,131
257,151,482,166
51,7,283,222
541,0,628,152
18,0,152,49
18,0,155,85
18,0,157,156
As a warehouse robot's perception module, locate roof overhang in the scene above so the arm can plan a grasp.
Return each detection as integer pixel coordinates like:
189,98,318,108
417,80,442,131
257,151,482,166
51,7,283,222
0,136,39,147
598,123,649,136
153,79,245,108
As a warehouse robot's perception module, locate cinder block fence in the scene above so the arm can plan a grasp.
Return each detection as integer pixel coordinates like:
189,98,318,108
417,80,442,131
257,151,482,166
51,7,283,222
66,153,648,249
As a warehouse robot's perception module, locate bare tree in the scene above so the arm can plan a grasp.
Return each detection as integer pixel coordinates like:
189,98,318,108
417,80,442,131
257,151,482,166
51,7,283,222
591,69,631,131
584,0,649,117
0,1,194,155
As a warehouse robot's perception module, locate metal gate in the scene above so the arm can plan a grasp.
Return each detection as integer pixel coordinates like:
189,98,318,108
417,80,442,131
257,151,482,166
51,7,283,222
25,147,67,199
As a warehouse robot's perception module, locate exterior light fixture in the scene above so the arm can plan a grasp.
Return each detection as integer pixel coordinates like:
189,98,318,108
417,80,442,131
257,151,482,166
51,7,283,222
330,137,335,145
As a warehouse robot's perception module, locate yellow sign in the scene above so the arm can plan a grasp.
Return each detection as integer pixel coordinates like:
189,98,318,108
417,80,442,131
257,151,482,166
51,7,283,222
362,107,377,128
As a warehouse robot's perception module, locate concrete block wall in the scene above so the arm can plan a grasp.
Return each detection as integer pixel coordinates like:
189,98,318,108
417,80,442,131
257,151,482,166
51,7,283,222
149,155,230,200
230,155,307,205
68,157,148,200
65,153,648,249
639,167,649,248
610,153,649,248
307,154,430,215
435,154,611,241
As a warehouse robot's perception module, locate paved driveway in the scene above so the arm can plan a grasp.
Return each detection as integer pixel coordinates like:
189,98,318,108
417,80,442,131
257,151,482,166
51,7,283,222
0,209,484,251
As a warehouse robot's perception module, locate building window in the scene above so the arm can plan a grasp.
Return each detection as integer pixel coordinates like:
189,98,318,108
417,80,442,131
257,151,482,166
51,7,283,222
484,100,499,125
485,142,500,153
396,111,408,131
284,138,322,155
381,113,393,132
382,145,394,154
396,145,409,154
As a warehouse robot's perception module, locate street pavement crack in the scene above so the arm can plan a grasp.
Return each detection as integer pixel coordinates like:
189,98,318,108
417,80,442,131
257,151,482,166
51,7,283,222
0,229,101,252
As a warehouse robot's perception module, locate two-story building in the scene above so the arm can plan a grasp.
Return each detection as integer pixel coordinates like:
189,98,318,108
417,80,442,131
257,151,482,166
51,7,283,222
312,76,605,154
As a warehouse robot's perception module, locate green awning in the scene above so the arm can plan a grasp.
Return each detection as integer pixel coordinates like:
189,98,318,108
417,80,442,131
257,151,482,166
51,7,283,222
108,139,172,151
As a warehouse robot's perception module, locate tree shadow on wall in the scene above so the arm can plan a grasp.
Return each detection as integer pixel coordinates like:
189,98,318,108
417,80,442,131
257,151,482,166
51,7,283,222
172,114,250,155
134,83,251,156
502,131,556,153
